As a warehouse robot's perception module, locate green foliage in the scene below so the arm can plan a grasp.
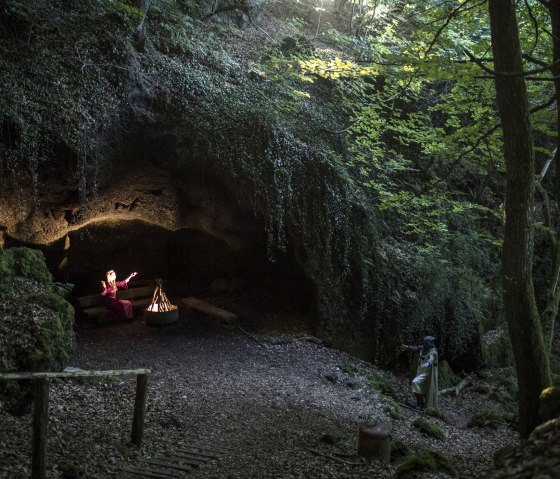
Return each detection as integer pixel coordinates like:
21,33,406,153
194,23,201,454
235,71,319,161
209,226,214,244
53,282,75,298
413,417,445,441
394,450,457,478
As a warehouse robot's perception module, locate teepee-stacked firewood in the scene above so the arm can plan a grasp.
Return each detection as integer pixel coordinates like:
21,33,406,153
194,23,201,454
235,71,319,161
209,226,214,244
147,279,176,312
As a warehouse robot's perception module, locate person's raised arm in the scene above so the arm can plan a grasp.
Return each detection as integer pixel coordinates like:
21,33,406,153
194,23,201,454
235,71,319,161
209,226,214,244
400,343,422,352
101,280,108,296
125,272,138,283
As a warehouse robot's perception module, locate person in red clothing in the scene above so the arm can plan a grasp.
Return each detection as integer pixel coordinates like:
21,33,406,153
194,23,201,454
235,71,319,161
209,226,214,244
101,269,138,321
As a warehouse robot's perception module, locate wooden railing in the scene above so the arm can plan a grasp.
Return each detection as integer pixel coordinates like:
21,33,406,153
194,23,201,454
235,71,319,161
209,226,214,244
0,368,151,479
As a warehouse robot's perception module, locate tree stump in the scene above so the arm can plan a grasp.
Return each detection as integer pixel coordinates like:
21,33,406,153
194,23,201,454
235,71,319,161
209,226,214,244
358,420,392,463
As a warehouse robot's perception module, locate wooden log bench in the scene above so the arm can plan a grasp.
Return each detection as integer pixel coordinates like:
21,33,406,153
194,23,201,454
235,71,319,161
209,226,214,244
179,297,239,323
77,284,154,323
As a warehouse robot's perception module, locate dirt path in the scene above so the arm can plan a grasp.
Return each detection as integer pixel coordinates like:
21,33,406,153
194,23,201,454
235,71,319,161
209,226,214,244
0,315,517,478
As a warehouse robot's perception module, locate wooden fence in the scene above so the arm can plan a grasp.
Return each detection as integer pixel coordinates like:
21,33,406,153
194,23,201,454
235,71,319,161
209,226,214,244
0,368,150,479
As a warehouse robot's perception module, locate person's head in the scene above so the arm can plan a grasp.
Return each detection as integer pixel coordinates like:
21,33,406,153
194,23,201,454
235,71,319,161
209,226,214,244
423,335,436,349
106,270,116,284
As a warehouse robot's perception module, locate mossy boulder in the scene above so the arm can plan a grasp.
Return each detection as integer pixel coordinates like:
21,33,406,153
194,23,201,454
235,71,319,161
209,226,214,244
493,445,516,467
394,450,457,478
413,417,445,441
467,405,514,429
0,247,52,291
539,387,560,421
0,247,75,414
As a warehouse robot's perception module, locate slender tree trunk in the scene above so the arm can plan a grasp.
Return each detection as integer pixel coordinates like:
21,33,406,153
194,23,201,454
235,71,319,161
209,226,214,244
488,0,551,438
542,0,560,354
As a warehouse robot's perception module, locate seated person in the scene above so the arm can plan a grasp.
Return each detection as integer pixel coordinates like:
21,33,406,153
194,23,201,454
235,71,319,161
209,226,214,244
101,270,137,321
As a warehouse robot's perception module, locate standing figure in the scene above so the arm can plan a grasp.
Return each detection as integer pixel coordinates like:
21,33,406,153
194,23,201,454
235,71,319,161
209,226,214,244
401,336,438,410
101,270,138,321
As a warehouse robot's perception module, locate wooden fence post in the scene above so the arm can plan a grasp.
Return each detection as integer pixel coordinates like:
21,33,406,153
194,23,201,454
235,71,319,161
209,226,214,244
32,378,49,479
131,373,148,446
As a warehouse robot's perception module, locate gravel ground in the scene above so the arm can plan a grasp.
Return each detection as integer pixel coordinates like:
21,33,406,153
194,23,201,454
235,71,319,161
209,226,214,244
0,312,518,478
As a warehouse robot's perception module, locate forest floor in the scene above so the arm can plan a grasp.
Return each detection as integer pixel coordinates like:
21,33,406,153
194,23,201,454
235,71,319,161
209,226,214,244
0,304,518,479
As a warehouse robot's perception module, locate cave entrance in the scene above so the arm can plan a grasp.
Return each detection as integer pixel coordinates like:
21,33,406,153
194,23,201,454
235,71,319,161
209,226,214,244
52,218,313,332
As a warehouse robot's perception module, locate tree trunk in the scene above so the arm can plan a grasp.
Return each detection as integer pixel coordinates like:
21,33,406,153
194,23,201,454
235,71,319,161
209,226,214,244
488,0,551,438
542,0,560,354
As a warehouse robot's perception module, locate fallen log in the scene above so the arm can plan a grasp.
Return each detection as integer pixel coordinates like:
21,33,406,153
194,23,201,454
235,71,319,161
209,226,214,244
440,374,475,397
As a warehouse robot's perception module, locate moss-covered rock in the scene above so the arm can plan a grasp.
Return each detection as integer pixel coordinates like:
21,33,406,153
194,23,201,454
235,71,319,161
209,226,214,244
394,450,457,478
493,444,516,467
0,247,52,291
467,405,513,429
0,247,74,414
539,387,560,421
413,417,445,441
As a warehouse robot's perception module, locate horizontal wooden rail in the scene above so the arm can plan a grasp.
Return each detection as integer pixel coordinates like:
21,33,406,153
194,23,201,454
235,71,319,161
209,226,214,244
0,368,150,380
0,368,150,479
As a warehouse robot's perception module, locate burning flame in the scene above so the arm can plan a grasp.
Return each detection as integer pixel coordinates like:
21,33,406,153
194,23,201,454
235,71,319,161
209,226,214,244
146,279,176,313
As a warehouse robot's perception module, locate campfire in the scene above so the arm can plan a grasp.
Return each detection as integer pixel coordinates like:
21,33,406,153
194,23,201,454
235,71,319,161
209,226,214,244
146,279,177,313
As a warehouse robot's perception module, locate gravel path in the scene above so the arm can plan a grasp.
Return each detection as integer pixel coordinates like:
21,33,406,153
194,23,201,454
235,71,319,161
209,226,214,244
0,314,518,478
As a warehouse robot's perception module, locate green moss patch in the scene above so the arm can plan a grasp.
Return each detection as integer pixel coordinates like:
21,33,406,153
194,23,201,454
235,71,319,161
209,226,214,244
539,387,560,420
381,395,404,420
467,405,514,429
413,417,445,441
394,450,457,478
369,372,399,401
423,407,449,423
390,440,412,462
0,247,75,414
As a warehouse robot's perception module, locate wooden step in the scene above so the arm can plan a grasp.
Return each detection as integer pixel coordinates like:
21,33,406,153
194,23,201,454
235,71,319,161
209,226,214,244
179,297,238,321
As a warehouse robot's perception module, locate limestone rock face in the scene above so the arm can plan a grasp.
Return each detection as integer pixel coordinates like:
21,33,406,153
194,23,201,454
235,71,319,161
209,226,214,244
0,131,313,308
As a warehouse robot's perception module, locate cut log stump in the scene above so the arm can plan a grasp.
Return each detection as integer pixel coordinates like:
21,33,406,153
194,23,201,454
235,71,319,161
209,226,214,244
358,420,392,463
